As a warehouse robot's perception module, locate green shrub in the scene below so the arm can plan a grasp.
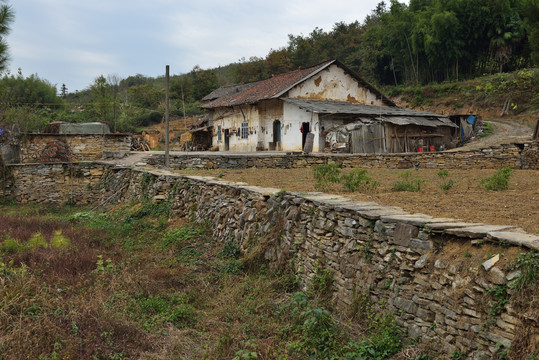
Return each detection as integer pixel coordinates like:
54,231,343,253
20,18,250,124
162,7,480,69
220,259,244,275
282,292,342,359
50,230,71,249
437,170,456,191
481,167,514,191
161,224,206,248
221,240,241,259
341,168,378,192
281,292,403,360
134,292,197,330
1,237,22,253
27,232,48,249
313,163,341,190
481,122,493,137
392,170,425,192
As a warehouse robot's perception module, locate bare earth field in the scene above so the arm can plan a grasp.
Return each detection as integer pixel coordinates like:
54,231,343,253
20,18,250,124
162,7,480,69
176,167,539,234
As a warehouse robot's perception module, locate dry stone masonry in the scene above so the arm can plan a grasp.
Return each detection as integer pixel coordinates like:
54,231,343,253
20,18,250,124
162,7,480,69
145,141,539,170
2,161,538,359
17,133,131,163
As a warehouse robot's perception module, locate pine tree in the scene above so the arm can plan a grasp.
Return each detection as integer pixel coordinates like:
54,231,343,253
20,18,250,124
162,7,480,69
0,1,15,73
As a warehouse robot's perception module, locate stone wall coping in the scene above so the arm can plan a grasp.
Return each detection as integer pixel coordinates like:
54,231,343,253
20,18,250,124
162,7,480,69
135,166,539,251
146,139,537,159
487,231,539,250
20,133,131,138
7,161,100,167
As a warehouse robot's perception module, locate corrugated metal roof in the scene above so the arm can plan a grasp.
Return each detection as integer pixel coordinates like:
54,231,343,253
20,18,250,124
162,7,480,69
281,98,456,128
201,60,395,109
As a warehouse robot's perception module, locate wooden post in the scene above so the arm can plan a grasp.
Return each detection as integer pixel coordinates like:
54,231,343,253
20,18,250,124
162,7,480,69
165,65,170,168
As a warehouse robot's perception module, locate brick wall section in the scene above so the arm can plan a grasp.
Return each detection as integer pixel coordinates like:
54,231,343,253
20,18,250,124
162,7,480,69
2,162,538,358
18,134,131,163
146,141,539,170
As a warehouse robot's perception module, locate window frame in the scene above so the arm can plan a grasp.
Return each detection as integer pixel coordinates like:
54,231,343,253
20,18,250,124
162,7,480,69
240,122,248,139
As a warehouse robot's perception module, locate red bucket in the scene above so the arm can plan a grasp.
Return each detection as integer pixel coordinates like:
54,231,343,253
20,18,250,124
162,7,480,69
417,147,423,153
429,145,435,152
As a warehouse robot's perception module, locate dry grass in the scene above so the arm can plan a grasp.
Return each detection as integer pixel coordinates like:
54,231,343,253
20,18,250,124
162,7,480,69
0,203,306,359
175,167,539,234
1,202,536,359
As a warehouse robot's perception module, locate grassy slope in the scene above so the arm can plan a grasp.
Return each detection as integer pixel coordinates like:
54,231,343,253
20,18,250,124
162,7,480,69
0,202,407,360
386,68,539,125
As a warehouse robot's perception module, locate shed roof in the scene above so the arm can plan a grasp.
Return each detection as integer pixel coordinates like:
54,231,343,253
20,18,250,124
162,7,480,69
281,98,456,128
44,122,111,134
201,60,395,109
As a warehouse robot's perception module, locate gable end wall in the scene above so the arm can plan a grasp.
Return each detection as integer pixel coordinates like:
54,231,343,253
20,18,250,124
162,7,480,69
287,64,386,106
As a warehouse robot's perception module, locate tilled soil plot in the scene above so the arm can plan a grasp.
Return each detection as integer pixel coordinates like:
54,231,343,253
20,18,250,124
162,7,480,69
176,167,539,234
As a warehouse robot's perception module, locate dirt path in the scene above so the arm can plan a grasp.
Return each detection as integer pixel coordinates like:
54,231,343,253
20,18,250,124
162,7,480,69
109,151,152,166
449,119,533,151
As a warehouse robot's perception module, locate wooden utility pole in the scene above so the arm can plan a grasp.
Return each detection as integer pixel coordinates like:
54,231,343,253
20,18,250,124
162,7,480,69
165,65,170,168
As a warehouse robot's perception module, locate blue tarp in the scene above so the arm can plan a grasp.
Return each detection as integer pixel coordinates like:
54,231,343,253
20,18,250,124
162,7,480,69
466,115,476,125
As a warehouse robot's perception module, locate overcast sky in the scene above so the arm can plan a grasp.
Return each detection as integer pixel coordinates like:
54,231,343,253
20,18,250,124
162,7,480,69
7,0,401,93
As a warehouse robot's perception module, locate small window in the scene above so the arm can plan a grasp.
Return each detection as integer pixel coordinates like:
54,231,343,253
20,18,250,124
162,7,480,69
217,125,222,142
241,122,248,139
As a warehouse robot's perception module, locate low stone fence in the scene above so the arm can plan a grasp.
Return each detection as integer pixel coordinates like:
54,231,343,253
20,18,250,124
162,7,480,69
2,162,538,358
145,141,539,170
17,133,131,163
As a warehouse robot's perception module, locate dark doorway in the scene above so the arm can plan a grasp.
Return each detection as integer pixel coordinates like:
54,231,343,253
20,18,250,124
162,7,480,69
273,120,281,144
301,122,310,149
224,129,230,151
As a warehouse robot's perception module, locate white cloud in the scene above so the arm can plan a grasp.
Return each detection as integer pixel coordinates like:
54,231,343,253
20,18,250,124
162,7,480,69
7,0,407,90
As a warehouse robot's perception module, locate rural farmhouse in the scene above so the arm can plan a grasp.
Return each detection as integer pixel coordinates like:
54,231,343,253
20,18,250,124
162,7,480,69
202,59,456,153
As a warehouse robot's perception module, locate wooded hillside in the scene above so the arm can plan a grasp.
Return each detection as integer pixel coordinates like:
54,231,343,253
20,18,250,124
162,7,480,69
1,0,538,133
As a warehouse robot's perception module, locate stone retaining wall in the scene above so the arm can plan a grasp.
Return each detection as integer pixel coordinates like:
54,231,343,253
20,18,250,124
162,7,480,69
145,141,539,170
1,162,107,204
2,162,538,358
18,133,131,163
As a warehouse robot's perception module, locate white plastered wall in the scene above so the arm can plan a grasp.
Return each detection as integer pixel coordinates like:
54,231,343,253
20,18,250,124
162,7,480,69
288,64,386,106
212,105,261,152
282,102,320,152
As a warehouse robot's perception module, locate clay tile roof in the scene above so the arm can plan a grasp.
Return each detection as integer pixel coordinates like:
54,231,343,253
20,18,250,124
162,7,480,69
201,83,258,102
201,60,336,109
201,59,395,109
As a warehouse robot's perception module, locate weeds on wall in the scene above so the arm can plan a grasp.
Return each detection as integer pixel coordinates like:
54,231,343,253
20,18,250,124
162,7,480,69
480,167,514,191
306,265,334,306
509,251,538,291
